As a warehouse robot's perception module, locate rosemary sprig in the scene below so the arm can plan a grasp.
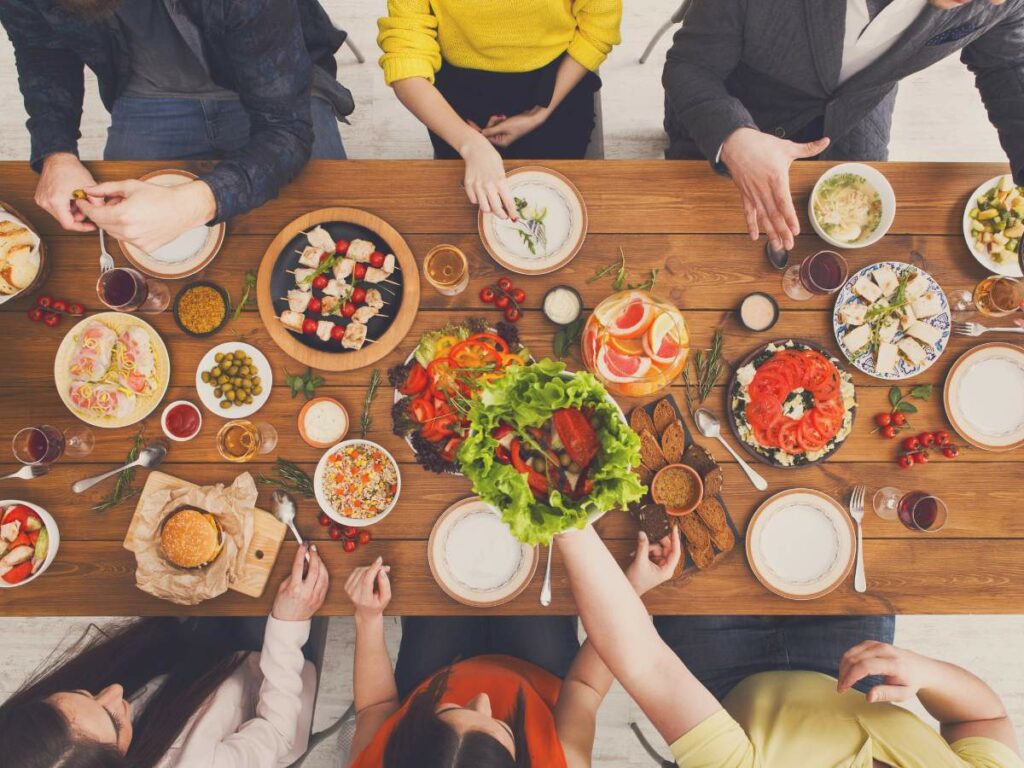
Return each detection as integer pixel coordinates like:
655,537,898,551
93,427,146,513
257,459,314,498
231,271,257,321
683,329,724,416
361,369,382,438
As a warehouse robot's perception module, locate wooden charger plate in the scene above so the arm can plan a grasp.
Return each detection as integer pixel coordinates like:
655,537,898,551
124,471,286,599
256,207,420,371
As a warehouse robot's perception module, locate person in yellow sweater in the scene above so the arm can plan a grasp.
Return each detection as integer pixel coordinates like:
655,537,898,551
378,0,621,220
557,525,1023,768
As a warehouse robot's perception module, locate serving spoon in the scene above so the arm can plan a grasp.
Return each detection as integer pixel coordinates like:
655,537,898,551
693,408,768,491
270,490,311,575
72,442,167,494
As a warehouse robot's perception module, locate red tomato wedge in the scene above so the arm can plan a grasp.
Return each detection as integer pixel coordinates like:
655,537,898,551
809,407,841,441
400,362,429,396
778,420,803,455
746,396,783,430
552,407,599,470
409,396,435,424
797,416,829,451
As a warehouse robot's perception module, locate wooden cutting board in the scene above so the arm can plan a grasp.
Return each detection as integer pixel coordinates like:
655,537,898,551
124,471,286,598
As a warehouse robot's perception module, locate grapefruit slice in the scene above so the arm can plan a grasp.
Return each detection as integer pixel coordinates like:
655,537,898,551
592,292,632,327
581,322,601,367
608,334,645,356
643,312,688,364
596,345,652,384
606,297,654,338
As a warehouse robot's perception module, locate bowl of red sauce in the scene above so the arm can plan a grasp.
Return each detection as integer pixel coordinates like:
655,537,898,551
161,400,203,442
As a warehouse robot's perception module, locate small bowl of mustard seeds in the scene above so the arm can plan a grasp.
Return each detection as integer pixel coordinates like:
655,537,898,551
651,464,704,517
173,281,230,338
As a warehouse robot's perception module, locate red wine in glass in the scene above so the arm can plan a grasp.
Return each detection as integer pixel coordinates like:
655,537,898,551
97,267,169,313
783,250,849,300
897,491,948,532
12,425,65,465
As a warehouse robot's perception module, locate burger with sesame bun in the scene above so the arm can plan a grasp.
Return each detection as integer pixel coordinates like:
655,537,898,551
160,507,224,569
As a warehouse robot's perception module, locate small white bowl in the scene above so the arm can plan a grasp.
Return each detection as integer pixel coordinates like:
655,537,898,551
314,439,401,527
809,163,896,250
160,400,203,442
0,500,60,588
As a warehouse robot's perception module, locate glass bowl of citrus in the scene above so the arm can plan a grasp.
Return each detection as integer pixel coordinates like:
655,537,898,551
582,290,689,398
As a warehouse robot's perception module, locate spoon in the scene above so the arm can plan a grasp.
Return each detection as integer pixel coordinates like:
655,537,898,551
0,465,49,481
270,490,311,574
72,442,167,494
693,408,768,491
539,545,554,607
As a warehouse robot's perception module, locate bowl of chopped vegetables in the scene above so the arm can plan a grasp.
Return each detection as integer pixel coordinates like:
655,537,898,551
963,174,1024,278
314,439,401,527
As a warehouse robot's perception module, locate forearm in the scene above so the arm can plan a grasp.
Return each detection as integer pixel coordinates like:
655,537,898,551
353,615,399,712
917,656,1008,726
544,56,589,115
392,77,480,156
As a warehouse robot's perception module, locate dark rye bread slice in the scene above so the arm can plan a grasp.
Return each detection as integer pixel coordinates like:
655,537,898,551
629,502,673,542
630,406,657,439
639,430,668,471
695,497,735,553
674,533,687,579
653,398,677,435
682,444,723,497
660,420,686,465
679,514,715,569
635,463,654,488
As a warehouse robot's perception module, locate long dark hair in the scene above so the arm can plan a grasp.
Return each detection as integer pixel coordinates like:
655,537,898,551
0,617,246,768
383,668,532,768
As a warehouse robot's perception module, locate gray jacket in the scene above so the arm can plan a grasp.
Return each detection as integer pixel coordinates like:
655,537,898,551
663,0,1024,182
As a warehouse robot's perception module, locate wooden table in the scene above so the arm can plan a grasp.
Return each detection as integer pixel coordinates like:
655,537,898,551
1,159,1021,617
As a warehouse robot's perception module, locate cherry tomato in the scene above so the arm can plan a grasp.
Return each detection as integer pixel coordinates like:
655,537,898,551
335,239,350,254
352,286,367,304
881,425,896,439
330,324,345,341
504,305,520,322
43,312,60,327
354,263,367,280
329,525,343,540
342,526,357,539
897,455,913,469
312,274,329,291
892,412,907,427
511,288,526,303
875,413,892,427
480,286,496,303
68,303,85,316
319,513,331,527
935,431,952,446
36,295,52,308
497,277,513,292
495,295,510,309
302,318,318,335
52,299,68,313
27,307,43,322
357,530,372,545
912,450,929,465
341,302,357,318
369,251,386,268
342,539,357,553
943,445,960,459
307,297,322,313
902,436,920,451
918,432,935,448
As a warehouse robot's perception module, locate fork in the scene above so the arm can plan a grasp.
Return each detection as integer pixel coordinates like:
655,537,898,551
849,486,867,594
953,321,1024,337
0,464,48,481
99,228,114,274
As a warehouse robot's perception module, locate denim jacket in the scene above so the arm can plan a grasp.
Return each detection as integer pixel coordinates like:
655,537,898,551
0,0,353,221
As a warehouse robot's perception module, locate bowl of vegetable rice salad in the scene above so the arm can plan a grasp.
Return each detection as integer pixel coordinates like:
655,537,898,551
314,439,401,526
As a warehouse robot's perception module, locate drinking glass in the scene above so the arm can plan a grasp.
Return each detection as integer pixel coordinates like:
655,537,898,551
216,420,278,463
423,244,469,296
97,267,170,313
973,276,1023,317
12,424,94,464
782,250,849,301
873,487,948,532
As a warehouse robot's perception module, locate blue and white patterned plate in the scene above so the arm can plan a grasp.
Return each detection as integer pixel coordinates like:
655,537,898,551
832,261,951,381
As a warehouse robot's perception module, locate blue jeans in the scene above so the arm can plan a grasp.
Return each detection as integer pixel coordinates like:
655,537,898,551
394,616,580,700
653,615,896,701
104,95,345,160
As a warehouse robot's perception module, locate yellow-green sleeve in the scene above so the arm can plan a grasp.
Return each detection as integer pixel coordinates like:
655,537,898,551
952,737,1024,768
377,0,442,86
669,709,758,768
568,0,622,71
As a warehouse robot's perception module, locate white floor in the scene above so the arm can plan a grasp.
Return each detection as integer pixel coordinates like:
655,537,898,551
1,2,1022,765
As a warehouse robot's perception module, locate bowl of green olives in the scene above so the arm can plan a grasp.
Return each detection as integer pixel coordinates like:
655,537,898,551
195,342,273,418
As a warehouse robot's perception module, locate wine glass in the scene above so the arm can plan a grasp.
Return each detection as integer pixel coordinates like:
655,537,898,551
12,424,94,465
873,487,948,532
782,250,849,301
216,420,278,463
97,267,170,313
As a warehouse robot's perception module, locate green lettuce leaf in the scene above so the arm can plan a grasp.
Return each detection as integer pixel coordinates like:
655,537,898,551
457,359,645,545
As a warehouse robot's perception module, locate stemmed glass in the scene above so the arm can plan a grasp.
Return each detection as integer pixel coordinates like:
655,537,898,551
782,250,849,301
12,424,94,464
872,487,948,532
97,267,170,313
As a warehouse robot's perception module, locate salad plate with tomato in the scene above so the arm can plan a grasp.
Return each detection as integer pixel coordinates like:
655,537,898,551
390,320,530,474
0,500,58,588
728,339,857,468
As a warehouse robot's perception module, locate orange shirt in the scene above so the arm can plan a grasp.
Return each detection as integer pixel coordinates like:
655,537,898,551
350,655,567,767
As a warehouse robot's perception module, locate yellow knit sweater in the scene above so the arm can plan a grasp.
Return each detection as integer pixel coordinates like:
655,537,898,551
377,0,621,86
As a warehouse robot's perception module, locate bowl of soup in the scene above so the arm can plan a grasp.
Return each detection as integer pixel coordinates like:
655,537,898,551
809,163,895,249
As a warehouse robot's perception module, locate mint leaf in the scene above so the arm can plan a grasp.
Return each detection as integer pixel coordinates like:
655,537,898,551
910,384,933,401
895,401,917,414
888,386,902,409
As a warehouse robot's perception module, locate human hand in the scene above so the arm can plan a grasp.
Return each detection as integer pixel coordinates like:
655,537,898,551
481,108,548,150
76,178,217,253
272,544,329,621
625,526,682,597
344,556,392,621
720,127,830,251
837,641,934,703
459,133,518,220
35,153,101,233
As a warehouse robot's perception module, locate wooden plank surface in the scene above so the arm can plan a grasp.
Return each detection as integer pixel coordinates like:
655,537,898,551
1,159,1020,616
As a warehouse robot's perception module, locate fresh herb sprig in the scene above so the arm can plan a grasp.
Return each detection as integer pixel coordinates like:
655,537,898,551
683,329,724,417
889,383,932,415
512,197,548,256
361,369,382,438
257,459,314,498
553,315,586,360
300,253,340,286
231,271,257,321
587,248,660,292
93,427,146,513
285,368,324,401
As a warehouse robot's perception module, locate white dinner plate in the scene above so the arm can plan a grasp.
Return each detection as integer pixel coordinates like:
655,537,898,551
478,166,587,275
746,489,855,600
195,342,272,418
428,497,538,608
962,175,1024,278
944,342,1024,452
